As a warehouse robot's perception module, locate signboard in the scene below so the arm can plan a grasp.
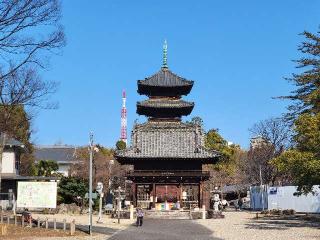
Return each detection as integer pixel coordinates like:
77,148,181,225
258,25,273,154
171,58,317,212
17,182,57,208
269,187,277,195
84,193,98,199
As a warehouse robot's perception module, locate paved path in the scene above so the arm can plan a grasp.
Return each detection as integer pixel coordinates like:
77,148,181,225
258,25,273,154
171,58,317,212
108,219,222,240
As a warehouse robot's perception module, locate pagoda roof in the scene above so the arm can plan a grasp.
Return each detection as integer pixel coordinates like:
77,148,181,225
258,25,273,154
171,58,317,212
137,99,194,118
138,68,194,96
115,121,219,162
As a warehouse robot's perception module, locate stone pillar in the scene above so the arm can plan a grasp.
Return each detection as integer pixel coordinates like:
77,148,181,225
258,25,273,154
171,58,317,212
202,204,206,219
63,219,66,231
130,204,134,220
70,219,75,236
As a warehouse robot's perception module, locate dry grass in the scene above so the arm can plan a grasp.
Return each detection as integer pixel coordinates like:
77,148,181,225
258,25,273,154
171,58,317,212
0,224,87,240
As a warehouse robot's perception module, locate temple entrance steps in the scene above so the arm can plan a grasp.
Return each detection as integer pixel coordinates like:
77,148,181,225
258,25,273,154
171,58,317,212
144,210,191,220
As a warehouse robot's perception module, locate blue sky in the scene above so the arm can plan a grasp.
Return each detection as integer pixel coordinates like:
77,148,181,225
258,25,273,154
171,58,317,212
34,0,320,149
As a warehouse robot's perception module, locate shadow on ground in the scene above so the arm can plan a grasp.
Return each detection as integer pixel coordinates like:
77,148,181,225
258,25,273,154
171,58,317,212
245,215,320,231
108,219,223,240
76,224,118,235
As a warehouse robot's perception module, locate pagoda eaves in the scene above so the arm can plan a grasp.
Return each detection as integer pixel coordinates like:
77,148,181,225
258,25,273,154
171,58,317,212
137,98,194,118
137,68,194,97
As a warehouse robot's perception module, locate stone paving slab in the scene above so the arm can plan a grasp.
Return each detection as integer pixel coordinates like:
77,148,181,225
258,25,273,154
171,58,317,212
108,219,222,240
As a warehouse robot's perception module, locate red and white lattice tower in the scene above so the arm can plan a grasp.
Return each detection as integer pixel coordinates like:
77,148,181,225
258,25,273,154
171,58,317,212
120,90,127,144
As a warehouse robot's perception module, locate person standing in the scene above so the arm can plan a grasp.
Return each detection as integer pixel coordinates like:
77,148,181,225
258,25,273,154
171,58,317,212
136,207,144,227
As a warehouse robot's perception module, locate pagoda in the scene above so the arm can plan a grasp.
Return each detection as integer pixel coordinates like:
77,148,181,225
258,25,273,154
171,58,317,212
115,41,219,210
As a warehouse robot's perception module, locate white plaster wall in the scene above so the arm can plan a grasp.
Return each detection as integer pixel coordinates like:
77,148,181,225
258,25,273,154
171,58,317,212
2,152,15,173
58,164,70,177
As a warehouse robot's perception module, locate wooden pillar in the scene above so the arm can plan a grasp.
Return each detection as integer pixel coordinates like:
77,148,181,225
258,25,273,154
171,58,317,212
197,183,200,208
134,183,138,207
199,182,203,208
132,183,137,207
180,183,183,208
152,183,156,209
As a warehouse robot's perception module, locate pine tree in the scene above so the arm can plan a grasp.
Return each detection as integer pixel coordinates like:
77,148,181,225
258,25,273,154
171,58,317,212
281,28,320,120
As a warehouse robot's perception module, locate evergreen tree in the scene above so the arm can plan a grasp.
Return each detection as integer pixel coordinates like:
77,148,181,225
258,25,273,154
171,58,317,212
36,160,59,177
58,177,88,204
116,140,126,150
272,113,320,194
280,28,320,120
273,28,320,194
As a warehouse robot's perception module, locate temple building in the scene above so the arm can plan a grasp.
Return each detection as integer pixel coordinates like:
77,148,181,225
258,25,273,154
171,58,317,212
115,42,219,210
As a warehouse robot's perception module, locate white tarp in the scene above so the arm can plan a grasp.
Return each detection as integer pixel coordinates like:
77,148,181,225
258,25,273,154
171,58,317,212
268,186,320,213
17,181,57,208
250,185,320,213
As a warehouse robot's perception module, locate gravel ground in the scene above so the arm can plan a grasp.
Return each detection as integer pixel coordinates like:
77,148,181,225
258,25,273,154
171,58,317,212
29,213,134,240
12,211,320,240
196,211,320,240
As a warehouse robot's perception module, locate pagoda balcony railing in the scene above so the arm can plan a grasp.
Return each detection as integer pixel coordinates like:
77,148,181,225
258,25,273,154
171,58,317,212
126,170,210,178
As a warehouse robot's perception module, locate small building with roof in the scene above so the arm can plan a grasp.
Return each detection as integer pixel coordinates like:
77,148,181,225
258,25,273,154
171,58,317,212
34,145,78,177
0,133,57,210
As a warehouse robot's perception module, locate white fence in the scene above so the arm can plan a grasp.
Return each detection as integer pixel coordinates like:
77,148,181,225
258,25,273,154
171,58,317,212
250,185,320,213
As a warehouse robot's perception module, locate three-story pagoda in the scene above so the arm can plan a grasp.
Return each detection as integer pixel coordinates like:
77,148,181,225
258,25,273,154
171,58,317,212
115,41,219,210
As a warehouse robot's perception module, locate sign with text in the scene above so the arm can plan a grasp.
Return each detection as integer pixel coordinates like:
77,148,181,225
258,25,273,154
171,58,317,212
17,182,57,208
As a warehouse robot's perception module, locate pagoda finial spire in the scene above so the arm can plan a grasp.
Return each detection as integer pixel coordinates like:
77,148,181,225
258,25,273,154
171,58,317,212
162,39,168,68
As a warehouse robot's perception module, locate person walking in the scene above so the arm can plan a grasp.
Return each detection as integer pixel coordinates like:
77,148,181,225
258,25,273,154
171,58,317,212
237,197,243,211
136,207,144,227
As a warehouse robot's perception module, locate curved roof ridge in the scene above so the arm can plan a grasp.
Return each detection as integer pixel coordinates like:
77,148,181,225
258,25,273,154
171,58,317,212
138,68,194,87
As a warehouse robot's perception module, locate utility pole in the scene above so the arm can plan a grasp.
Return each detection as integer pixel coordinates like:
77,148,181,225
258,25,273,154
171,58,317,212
0,133,7,194
88,132,93,235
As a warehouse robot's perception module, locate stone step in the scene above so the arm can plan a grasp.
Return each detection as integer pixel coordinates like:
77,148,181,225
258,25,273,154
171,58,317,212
144,210,191,219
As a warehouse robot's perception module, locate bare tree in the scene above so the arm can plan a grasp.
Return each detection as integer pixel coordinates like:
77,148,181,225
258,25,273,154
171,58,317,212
246,145,277,185
0,0,65,80
246,117,292,185
206,147,249,198
0,68,58,128
0,0,65,180
70,146,126,192
0,0,65,122
249,117,292,152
